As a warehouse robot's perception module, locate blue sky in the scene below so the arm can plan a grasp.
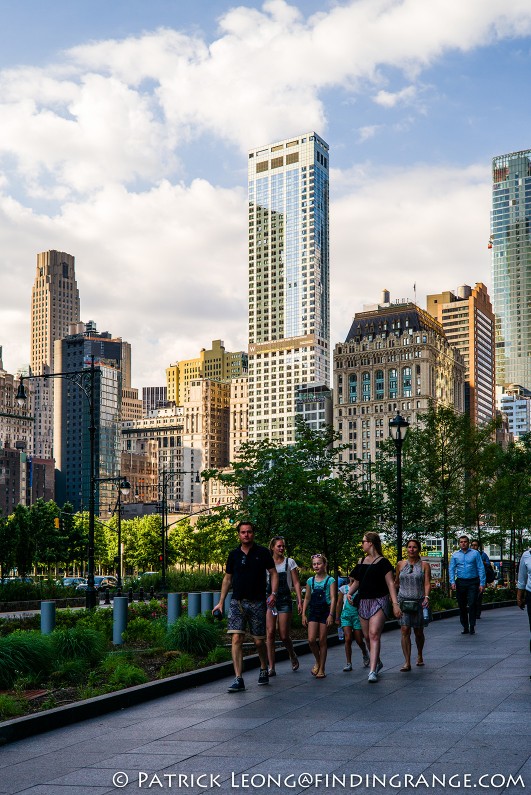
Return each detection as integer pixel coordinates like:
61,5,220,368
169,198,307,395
1,0,530,385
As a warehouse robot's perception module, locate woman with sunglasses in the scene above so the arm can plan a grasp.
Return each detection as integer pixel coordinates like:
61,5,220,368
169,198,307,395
395,538,431,671
266,536,303,676
348,532,401,683
302,553,337,678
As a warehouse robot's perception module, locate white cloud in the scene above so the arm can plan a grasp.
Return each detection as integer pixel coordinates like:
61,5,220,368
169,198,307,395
374,85,417,108
357,124,384,142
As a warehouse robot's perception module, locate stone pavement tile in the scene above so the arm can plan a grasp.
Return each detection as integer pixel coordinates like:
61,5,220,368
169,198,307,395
84,751,194,770
48,768,140,788
354,745,445,763
161,726,245,742
197,739,283,758
304,730,385,746
0,752,107,795
272,743,362,761
125,740,218,755
102,714,206,739
12,787,111,795
436,747,529,766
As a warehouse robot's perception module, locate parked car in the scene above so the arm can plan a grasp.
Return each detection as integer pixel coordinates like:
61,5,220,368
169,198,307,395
75,575,118,592
59,577,87,588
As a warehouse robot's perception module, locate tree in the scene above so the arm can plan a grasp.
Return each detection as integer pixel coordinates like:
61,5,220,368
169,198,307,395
203,422,377,574
9,504,33,578
122,515,163,572
0,515,16,578
30,499,65,575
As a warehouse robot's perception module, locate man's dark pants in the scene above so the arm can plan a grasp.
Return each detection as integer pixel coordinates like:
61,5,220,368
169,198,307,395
455,577,480,630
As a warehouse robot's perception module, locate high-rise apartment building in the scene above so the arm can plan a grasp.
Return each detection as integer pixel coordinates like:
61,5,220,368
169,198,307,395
333,294,465,463
497,384,531,440
30,250,80,458
230,376,248,462
166,340,247,405
248,132,330,444
142,386,167,415
491,149,531,390
0,348,34,455
54,322,122,514
426,283,495,425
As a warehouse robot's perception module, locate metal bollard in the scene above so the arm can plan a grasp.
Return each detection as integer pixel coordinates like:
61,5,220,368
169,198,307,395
139,587,145,602
149,586,155,599
187,592,201,617
128,587,133,604
167,593,182,626
40,601,56,635
104,587,111,605
201,591,214,614
113,596,129,645
116,587,122,597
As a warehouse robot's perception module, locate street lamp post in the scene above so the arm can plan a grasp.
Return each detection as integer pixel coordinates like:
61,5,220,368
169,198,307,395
159,469,200,591
389,411,410,562
17,356,99,608
95,476,131,589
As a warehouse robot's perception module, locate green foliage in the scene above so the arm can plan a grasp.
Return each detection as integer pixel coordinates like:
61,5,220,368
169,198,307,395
50,626,107,666
107,663,148,688
122,617,166,647
0,631,53,688
202,646,232,666
76,607,114,639
165,615,220,656
99,652,134,673
50,658,88,685
159,653,196,677
128,599,167,620
0,694,27,720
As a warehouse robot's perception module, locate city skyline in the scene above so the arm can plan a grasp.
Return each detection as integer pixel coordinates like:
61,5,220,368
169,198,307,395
1,1,531,385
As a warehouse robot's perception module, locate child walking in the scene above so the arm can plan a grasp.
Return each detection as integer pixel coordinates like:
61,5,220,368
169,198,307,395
302,554,336,679
336,573,370,671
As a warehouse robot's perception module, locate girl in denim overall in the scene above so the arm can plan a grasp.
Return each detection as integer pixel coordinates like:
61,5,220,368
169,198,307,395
302,553,337,678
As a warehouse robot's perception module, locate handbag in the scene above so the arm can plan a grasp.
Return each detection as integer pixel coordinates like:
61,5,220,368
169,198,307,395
401,599,419,614
485,564,495,584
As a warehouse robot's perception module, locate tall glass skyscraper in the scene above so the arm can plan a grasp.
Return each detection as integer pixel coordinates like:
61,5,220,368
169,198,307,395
491,149,531,390
247,132,330,444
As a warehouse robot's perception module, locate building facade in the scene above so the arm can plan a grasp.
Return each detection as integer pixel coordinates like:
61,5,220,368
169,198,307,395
491,149,531,390
166,340,248,406
54,322,122,513
248,132,330,444
0,348,34,456
30,250,80,459
333,296,465,463
230,375,248,462
426,283,495,425
142,386,167,415
497,384,531,440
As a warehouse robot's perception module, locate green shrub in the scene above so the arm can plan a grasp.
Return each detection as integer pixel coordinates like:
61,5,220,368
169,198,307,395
159,653,195,677
122,617,166,647
128,600,167,621
50,659,88,685
99,652,134,673
165,616,220,656
76,608,113,639
0,694,27,720
107,664,148,689
77,683,111,700
50,626,107,666
0,631,53,688
202,646,232,666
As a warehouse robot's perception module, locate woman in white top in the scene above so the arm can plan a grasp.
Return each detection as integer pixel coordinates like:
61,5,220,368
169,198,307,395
266,535,303,676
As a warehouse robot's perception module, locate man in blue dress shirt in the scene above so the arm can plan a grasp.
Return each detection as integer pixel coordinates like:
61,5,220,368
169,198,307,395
449,535,486,635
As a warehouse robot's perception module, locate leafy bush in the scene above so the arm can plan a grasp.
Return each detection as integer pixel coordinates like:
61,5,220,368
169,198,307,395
165,615,220,656
128,599,167,620
0,694,27,720
99,652,134,673
50,626,107,666
0,579,74,602
122,617,166,647
202,646,232,666
0,631,53,688
159,653,195,677
50,659,88,685
76,607,113,639
107,663,148,689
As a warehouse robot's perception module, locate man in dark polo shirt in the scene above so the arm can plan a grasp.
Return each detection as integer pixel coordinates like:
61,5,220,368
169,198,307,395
213,521,278,692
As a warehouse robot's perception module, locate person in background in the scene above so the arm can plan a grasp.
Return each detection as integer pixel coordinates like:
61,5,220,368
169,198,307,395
336,573,370,671
449,535,486,635
266,535,303,676
336,571,348,641
302,553,336,679
470,540,492,618
516,547,531,678
395,539,431,671
347,532,401,683
213,521,278,693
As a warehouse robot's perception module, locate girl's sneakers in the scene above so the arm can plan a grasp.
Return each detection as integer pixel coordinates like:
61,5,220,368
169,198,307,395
343,662,352,672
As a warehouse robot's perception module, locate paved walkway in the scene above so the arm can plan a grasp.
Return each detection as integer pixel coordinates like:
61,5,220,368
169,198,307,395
0,608,529,795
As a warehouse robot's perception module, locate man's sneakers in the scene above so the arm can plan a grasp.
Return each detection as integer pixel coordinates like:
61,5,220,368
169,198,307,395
368,671,378,683
258,668,269,685
362,653,370,668
343,662,352,672
227,677,245,693
470,628,476,635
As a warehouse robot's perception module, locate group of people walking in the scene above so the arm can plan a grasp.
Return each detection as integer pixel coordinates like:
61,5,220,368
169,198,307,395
213,521,507,693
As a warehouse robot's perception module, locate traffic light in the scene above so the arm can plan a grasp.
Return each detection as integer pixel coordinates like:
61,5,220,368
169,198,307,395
158,554,164,562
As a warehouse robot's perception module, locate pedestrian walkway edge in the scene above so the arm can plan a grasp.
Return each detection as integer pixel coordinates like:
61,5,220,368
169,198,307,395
0,600,515,746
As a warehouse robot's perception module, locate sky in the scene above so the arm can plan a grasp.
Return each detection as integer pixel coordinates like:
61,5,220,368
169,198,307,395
1,0,530,387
